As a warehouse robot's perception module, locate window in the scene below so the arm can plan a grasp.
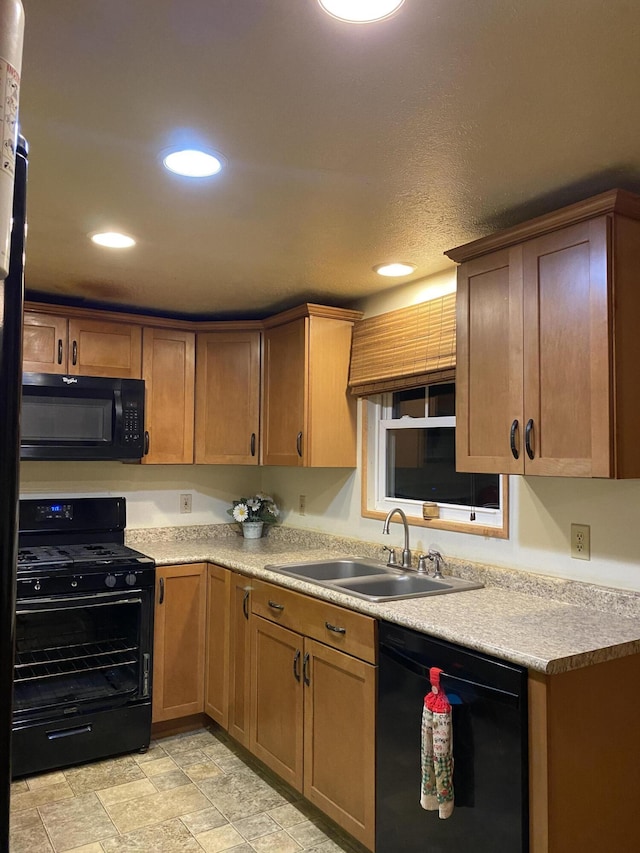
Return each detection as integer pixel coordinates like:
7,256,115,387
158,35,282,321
362,383,507,537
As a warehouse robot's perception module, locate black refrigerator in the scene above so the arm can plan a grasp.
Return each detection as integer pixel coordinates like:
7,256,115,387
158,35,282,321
0,134,28,852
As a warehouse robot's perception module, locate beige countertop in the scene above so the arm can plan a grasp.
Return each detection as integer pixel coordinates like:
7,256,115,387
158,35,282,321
127,525,640,675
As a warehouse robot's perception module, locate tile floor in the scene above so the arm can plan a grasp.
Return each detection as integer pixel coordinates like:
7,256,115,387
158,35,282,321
9,725,368,853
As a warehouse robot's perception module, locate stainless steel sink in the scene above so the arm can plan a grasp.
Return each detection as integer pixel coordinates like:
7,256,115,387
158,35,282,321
264,558,483,601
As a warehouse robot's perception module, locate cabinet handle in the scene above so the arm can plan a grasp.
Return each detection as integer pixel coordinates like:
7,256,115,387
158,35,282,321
296,431,303,457
303,652,310,685
250,433,256,457
293,649,301,682
72,340,78,366
325,621,346,635
57,339,63,365
525,418,535,460
509,419,519,460
158,577,165,605
144,431,150,456
242,589,250,620
268,599,284,611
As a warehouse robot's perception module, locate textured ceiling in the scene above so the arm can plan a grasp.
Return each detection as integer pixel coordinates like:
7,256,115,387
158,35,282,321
18,0,640,318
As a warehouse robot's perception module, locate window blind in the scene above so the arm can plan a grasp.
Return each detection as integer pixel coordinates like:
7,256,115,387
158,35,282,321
348,293,456,396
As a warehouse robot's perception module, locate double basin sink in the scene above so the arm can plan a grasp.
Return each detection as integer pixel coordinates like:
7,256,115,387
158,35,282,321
264,557,483,602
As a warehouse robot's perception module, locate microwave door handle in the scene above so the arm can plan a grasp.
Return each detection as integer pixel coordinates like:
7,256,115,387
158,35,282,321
113,389,123,442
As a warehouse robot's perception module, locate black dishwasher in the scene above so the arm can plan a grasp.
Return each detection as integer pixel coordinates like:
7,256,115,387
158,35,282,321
377,622,529,853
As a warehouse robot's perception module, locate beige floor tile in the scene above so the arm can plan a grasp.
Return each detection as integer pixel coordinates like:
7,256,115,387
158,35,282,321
96,778,157,808
249,830,303,853
168,748,211,767
11,779,29,794
103,783,210,835
10,780,74,814
64,756,145,796
304,842,353,853
100,818,202,852
9,806,54,853
60,844,107,853
26,770,67,791
232,812,280,841
286,820,332,848
183,761,223,783
179,805,228,835
132,743,167,765
139,756,178,777
267,802,315,829
151,768,192,792
195,823,245,852
39,792,117,852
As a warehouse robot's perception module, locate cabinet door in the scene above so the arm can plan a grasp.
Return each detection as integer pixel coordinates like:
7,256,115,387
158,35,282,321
67,318,142,378
204,565,230,727
250,615,304,791
522,218,611,477
228,573,252,747
262,319,306,466
23,312,68,373
195,331,260,464
152,563,206,723
142,328,195,464
303,639,376,850
456,247,525,474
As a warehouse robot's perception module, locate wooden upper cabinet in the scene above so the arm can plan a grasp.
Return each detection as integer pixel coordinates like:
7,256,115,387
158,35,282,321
23,310,142,378
261,307,360,467
23,311,69,373
449,190,640,478
195,331,261,464
142,327,195,464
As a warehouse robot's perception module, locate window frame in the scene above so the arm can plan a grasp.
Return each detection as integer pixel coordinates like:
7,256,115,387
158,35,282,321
361,393,509,539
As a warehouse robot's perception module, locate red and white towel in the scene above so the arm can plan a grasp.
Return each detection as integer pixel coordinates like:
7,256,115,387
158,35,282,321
421,666,454,819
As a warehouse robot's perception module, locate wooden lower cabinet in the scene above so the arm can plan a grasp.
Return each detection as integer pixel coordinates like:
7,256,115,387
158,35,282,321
204,565,231,727
249,583,377,849
227,572,253,747
152,563,207,723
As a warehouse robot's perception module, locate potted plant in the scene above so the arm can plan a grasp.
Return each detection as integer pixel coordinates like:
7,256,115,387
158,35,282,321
228,493,280,538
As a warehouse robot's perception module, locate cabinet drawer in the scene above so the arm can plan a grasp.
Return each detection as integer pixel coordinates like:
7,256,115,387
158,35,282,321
251,580,376,664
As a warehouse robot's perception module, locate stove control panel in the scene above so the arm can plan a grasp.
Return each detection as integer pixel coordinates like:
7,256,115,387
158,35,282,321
16,567,156,598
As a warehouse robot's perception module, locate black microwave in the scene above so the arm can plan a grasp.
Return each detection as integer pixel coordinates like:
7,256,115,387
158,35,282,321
20,373,146,461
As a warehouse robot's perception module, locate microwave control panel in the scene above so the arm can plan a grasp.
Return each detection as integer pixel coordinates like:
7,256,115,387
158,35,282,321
122,400,142,445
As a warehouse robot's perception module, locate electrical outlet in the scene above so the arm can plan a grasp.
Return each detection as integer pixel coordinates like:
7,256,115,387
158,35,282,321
299,494,306,516
571,523,590,560
180,493,192,514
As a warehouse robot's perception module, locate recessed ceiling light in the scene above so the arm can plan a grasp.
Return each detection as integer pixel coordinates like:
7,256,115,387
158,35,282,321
374,262,417,277
91,232,136,249
162,149,224,177
318,0,405,23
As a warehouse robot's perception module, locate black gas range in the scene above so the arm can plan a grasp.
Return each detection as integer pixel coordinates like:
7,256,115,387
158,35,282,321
12,497,156,778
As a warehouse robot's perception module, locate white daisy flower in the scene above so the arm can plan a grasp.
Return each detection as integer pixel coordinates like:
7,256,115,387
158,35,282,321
247,498,261,509
233,503,249,522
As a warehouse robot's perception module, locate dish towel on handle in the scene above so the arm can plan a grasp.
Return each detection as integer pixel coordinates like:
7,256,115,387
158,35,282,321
421,666,454,819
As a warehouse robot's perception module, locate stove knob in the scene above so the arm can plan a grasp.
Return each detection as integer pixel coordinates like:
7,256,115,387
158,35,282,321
125,573,137,586
105,574,117,588
34,581,41,592
71,580,78,588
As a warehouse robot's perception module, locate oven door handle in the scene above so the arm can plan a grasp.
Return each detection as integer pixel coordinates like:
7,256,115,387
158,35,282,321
17,595,143,615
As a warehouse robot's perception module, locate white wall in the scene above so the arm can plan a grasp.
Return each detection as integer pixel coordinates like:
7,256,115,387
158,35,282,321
19,269,640,592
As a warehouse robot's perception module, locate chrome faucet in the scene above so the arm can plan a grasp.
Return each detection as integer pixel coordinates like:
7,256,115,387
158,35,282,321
382,507,412,569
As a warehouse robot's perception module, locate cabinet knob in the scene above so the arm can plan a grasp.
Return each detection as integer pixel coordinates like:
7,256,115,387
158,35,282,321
509,419,520,460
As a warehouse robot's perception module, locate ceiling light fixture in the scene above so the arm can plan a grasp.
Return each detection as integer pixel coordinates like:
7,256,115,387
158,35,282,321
162,148,224,178
318,0,405,23
91,232,136,249
374,262,417,277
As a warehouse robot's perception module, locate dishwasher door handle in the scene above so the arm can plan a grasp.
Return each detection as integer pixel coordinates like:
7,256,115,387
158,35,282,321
380,644,521,706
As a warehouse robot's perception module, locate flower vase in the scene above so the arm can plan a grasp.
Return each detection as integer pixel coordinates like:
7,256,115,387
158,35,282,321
242,521,264,539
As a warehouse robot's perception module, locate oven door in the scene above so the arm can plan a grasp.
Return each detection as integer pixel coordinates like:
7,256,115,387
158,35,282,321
13,587,152,725
12,586,153,777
